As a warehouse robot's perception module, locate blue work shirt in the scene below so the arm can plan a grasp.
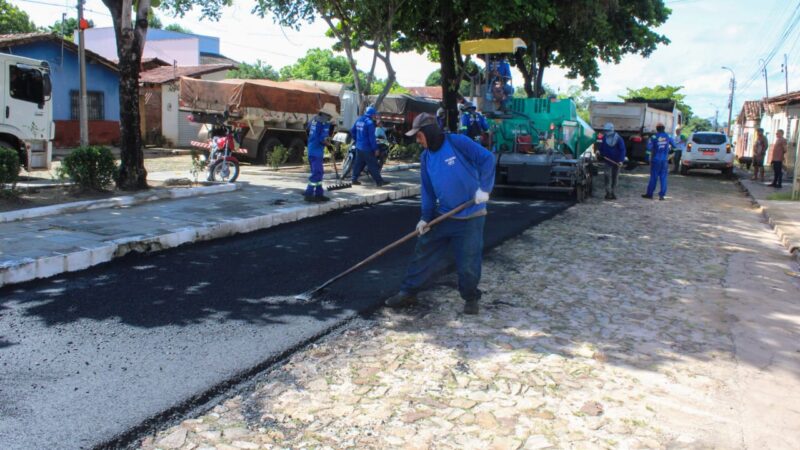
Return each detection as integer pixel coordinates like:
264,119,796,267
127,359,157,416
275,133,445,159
420,134,496,222
647,132,676,162
306,115,331,158
350,114,377,152
599,133,626,165
460,112,488,138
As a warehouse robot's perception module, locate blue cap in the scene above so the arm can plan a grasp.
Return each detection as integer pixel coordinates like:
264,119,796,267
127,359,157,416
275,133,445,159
365,106,377,116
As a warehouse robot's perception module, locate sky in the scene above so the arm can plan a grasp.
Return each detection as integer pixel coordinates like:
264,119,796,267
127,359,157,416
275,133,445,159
13,0,800,121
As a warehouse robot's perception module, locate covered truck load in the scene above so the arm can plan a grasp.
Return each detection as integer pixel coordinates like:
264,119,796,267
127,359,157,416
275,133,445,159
367,94,439,139
179,77,341,162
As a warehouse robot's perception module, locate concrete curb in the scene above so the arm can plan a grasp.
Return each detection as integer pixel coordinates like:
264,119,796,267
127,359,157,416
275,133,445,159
0,183,239,224
0,185,421,288
734,177,800,263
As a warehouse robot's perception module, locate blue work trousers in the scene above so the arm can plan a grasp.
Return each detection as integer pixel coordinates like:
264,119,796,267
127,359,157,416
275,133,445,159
352,150,384,185
304,155,324,197
646,159,669,197
400,215,485,302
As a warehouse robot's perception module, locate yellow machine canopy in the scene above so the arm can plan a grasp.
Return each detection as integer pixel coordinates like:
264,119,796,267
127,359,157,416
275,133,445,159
460,38,527,55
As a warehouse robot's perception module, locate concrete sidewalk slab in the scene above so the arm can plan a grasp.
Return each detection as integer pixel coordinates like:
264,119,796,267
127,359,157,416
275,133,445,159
737,176,800,259
0,169,421,289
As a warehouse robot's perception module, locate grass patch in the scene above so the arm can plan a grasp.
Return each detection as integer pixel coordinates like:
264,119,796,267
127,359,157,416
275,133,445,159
766,191,799,201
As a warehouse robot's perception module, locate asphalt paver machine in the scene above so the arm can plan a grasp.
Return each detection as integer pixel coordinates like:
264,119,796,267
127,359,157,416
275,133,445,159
460,38,597,200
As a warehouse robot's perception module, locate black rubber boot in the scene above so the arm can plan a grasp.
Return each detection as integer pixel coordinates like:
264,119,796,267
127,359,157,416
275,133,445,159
463,301,479,315
385,292,417,308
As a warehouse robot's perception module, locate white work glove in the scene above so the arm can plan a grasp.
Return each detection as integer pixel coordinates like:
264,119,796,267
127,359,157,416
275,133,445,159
416,220,429,235
474,188,490,204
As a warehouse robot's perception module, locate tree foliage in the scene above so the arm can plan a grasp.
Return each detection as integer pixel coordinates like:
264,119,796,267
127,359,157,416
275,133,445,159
228,59,280,80
496,0,671,97
164,23,194,33
47,18,95,41
684,116,712,134
620,85,693,121
279,48,352,82
0,0,38,34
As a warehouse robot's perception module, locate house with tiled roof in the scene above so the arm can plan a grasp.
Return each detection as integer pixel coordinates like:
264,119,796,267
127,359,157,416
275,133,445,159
0,33,121,147
407,86,443,101
760,91,800,173
140,63,235,147
734,100,764,162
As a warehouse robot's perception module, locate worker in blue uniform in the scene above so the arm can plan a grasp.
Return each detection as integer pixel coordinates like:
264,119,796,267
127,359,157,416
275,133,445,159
598,122,626,200
385,113,495,315
303,106,335,202
642,123,676,200
349,106,387,186
459,102,488,142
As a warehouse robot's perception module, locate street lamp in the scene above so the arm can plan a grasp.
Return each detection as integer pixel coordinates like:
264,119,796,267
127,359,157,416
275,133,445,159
722,67,735,138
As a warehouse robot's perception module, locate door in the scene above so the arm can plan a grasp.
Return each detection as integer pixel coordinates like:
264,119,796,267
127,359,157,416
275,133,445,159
4,61,50,141
177,111,202,147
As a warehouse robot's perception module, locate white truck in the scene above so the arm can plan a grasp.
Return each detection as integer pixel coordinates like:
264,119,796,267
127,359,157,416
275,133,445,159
0,52,54,170
179,77,358,163
589,100,682,162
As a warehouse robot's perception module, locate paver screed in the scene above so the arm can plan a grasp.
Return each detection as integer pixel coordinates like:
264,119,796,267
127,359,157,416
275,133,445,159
140,171,800,450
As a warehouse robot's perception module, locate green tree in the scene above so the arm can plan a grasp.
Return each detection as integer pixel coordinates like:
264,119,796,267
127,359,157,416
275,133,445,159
228,59,279,80
684,116,712,134
498,0,671,97
47,18,93,41
164,23,193,33
0,0,38,34
148,12,163,28
99,0,232,190
279,48,353,82
620,85,693,121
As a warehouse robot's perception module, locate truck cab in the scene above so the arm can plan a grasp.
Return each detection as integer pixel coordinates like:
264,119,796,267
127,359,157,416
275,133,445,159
0,53,54,170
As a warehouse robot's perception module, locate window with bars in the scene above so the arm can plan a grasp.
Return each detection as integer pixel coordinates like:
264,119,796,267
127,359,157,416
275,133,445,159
70,90,104,120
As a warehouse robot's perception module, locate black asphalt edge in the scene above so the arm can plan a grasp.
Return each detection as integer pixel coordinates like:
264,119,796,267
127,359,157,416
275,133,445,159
733,175,800,264
96,198,574,450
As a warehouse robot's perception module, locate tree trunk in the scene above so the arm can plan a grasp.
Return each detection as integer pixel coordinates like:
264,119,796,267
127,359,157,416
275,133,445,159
439,36,460,132
105,0,149,190
514,50,535,98
534,53,548,98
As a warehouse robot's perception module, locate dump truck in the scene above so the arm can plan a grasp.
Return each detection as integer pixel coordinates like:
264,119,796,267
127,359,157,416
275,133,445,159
367,93,439,141
179,77,356,163
0,52,54,170
460,38,597,200
589,99,682,162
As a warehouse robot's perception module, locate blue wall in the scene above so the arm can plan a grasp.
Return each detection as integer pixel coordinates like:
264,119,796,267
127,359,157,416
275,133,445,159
146,29,220,55
1,41,120,121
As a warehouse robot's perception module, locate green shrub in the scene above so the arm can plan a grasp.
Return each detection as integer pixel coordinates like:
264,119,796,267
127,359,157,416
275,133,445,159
189,148,209,183
0,147,20,187
388,142,423,161
58,146,118,191
269,144,290,170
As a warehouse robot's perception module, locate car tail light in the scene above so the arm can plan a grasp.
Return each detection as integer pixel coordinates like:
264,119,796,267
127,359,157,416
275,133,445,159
726,144,731,153
686,143,692,152
631,135,642,143
187,114,195,122
597,133,604,140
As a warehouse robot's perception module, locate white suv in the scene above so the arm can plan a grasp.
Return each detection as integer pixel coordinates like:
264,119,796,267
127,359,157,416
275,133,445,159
680,132,734,176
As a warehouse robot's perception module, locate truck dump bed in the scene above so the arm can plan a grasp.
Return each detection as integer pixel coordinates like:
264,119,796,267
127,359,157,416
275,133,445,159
179,77,340,116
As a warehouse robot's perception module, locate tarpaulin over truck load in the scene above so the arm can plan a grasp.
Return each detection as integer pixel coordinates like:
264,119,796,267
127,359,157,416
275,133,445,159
367,94,439,116
179,77,340,116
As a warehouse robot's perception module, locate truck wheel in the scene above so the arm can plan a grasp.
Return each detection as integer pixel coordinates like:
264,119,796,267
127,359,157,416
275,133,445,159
574,184,585,202
258,137,282,165
0,140,24,169
287,138,306,164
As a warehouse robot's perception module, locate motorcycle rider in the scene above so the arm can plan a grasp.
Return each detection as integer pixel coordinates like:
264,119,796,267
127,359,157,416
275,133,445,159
642,122,676,200
350,105,388,186
459,102,488,143
304,105,335,202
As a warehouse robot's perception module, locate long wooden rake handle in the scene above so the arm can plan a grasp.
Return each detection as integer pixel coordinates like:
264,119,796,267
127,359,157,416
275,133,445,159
296,199,476,300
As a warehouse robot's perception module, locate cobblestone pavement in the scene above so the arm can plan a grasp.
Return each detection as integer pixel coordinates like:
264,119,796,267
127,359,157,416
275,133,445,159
140,170,800,450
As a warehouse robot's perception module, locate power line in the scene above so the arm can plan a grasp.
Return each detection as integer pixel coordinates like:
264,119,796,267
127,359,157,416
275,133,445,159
739,1,800,93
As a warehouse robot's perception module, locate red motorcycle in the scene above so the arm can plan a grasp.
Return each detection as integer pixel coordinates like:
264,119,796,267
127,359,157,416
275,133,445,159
192,123,243,183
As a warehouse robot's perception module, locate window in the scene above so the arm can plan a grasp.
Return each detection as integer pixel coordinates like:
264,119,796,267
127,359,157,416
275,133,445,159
692,133,727,145
9,64,45,105
70,90,105,120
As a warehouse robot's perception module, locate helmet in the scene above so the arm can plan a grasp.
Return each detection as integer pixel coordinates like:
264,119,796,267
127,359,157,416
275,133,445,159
365,106,377,116
465,101,476,110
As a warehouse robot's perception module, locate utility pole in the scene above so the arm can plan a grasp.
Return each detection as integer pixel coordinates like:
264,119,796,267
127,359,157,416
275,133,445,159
759,58,769,99
782,53,789,95
715,109,719,131
722,67,736,138
77,0,89,147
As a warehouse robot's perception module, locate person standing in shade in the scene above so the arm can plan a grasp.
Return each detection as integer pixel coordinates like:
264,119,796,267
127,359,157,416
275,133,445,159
642,123,675,201
384,113,495,315
350,106,387,187
768,129,788,188
672,126,687,173
752,128,768,182
598,122,626,200
303,106,334,202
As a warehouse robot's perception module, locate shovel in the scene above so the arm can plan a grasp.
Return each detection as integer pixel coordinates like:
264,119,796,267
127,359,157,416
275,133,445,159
603,156,623,168
295,199,475,301
325,143,352,191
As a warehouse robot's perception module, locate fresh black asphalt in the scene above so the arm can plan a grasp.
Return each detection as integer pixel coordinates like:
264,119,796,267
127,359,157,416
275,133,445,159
0,196,570,449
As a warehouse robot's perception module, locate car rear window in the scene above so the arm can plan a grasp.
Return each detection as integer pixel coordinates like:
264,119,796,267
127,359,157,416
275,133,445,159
692,133,727,145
